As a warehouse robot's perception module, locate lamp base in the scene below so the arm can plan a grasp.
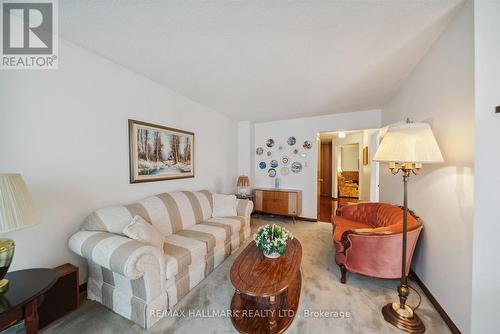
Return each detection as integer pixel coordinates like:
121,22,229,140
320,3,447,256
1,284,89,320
0,279,9,294
382,302,425,334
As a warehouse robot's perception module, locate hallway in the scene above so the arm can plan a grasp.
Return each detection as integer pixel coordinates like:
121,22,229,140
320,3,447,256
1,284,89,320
318,196,358,222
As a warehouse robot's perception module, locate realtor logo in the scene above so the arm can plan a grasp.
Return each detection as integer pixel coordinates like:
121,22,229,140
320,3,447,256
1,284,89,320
1,0,58,69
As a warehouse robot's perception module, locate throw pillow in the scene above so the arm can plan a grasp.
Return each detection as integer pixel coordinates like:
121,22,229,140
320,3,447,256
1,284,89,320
123,215,164,249
212,194,238,218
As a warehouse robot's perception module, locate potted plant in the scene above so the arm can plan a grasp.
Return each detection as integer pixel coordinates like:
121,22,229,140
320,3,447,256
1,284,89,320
253,224,293,258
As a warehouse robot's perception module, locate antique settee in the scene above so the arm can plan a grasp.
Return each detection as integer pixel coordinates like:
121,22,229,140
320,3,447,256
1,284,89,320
69,190,253,328
332,202,422,283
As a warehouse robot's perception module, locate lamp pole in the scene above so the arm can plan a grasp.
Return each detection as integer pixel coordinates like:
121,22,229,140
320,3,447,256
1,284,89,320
399,169,410,311
381,163,425,334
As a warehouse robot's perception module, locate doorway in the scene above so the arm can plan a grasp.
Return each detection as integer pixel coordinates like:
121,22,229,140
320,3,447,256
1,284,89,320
317,129,380,222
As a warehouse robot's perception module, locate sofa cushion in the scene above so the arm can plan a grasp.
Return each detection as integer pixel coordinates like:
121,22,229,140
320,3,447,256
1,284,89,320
122,215,164,249
333,216,372,242
205,216,243,233
163,234,207,279
182,223,232,250
212,194,237,217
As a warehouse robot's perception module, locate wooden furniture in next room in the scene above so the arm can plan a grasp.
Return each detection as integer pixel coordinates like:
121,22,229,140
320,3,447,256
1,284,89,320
38,263,80,329
338,171,359,198
230,238,302,334
253,188,302,223
0,268,58,334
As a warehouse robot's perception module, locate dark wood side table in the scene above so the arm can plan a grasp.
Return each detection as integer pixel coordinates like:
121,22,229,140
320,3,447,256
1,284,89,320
236,194,254,200
0,269,58,334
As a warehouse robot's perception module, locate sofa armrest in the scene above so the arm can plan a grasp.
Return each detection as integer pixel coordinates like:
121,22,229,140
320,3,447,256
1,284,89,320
69,231,165,283
339,226,422,277
236,199,253,230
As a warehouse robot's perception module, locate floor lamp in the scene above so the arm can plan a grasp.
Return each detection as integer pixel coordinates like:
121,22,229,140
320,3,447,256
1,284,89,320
373,121,443,334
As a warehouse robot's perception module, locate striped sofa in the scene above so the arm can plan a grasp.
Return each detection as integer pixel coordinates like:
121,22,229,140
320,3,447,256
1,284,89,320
68,190,253,328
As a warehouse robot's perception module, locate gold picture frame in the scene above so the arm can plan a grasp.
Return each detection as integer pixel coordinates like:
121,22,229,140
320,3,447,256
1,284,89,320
129,119,194,183
363,146,369,165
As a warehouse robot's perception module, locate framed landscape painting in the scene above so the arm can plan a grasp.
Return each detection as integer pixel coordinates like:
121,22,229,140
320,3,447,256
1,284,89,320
129,119,194,183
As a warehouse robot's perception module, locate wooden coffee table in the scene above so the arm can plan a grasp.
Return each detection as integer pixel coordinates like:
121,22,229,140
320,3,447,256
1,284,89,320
230,238,302,334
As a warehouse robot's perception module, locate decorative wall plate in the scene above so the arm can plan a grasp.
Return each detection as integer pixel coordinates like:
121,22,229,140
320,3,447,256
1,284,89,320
281,167,290,176
267,151,272,157
292,149,299,155
268,168,277,177
256,147,264,155
303,140,312,150
291,162,302,173
270,160,278,168
287,136,296,146
259,161,267,169
278,145,284,152
300,153,307,158
281,156,289,164
266,139,275,147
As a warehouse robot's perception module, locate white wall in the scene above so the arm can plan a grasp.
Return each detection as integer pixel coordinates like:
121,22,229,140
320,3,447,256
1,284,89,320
253,110,381,219
340,144,359,171
379,2,474,332
237,121,254,181
361,129,379,201
471,1,500,333
0,39,238,282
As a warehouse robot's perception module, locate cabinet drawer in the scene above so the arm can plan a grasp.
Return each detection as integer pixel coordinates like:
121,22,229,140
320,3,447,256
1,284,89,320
254,189,302,218
262,191,289,215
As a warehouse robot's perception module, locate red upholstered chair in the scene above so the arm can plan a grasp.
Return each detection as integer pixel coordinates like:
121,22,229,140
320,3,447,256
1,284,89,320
332,202,423,283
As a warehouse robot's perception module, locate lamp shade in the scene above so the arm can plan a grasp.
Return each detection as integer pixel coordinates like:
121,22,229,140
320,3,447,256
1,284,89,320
373,122,443,164
237,175,250,187
0,174,38,233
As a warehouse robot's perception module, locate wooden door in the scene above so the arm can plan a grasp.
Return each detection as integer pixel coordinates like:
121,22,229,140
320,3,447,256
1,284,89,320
320,142,332,197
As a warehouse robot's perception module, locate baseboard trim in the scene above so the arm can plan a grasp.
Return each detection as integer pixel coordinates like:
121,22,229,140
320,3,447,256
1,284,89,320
297,216,317,222
251,212,317,222
409,270,461,334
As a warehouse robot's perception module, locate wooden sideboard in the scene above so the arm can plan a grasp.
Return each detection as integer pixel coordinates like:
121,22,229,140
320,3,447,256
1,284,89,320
253,188,302,223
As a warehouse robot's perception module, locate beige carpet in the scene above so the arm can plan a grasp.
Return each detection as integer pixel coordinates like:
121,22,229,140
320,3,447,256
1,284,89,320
42,215,451,334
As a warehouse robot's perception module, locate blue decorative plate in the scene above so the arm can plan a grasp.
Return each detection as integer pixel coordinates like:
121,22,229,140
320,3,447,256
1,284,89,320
259,161,267,169
268,168,277,177
270,160,278,168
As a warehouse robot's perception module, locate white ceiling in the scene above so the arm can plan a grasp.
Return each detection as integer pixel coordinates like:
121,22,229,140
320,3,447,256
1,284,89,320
59,0,463,122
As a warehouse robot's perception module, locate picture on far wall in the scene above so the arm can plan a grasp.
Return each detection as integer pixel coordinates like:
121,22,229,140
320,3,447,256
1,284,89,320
129,119,194,183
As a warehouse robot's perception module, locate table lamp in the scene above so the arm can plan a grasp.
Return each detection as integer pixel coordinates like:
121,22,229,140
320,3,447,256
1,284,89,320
0,174,38,293
237,176,250,197
373,120,443,334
